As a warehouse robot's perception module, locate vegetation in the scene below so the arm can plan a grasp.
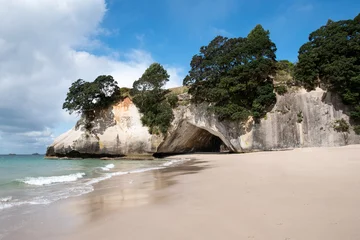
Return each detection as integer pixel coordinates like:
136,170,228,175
276,60,295,75
167,94,179,108
119,87,132,100
63,75,121,126
295,14,360,122
333,118,350,145
354,125,360,135
183,25,277,121
297,111,303,123
62,14,360,139
132,63,173,135
274,60,295,89
275,85,287,95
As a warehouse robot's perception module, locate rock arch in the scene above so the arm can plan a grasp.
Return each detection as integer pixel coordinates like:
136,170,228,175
155,120,233,157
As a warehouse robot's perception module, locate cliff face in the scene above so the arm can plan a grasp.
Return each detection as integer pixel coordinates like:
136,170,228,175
46,98,162,157
46,88,360,157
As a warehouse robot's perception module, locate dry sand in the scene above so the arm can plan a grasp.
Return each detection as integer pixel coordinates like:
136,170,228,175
6,145,360,240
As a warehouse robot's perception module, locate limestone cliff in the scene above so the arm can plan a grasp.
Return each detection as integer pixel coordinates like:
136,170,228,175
46,98,162,158
46,88,360,157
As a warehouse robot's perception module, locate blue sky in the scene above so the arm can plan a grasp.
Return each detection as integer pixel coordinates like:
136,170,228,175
99,0,360,65
0,0,359,154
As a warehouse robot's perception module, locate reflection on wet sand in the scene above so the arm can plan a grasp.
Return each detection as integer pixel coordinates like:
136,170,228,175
3,159,210,240
62,160,210,224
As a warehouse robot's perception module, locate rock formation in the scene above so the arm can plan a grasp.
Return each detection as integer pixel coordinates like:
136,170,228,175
46,88,360,158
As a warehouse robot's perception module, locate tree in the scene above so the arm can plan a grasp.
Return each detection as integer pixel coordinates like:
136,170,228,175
132,63,173,135
63,75,120,122
295,14,360,122
183,25,277,121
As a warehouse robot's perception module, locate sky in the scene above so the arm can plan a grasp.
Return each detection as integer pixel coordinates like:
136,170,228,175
0,0,359,154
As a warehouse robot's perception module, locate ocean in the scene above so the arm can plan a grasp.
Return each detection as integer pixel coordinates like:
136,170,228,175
0,155,184,212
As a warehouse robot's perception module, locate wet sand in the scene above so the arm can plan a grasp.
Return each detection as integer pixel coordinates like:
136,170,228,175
5,145,360,240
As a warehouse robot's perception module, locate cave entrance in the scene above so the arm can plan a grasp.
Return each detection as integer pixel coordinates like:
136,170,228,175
155,122,231,157
190,127,229,153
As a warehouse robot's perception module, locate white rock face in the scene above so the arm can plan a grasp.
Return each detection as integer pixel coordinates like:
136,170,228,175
158,88,360,154
47,98,161,157
47,89,360,157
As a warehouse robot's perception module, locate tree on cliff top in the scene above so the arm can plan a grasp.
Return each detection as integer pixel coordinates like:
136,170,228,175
132,63,173,135
183,24,277,121
294,13,360,122
63,75,121,120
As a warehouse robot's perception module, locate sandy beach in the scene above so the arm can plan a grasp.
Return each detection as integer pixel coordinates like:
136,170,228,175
5,145,360,240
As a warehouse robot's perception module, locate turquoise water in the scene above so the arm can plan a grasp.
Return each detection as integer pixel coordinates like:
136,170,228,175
0,155,182,210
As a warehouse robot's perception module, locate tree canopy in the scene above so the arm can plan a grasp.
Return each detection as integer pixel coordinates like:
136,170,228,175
295,14,360,121
183,24,277,121
63,75,121,119
132,63,173,135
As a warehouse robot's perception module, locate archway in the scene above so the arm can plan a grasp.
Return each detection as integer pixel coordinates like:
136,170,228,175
155,121,231,157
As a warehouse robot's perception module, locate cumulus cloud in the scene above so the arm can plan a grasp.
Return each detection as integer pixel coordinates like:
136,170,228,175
0,0,183,153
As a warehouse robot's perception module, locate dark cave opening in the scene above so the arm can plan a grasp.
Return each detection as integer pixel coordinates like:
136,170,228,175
154,124,230,158
192,128,228,153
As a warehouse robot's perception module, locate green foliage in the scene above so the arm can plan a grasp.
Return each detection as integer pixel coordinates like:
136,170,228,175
167,94,179,108
184,25,277,121
297,111,303,123
333,119,350,133
132,63,173,135
63,75,121,120
276,60,295,75
333,118,350,144
295,14,360,122
119,87,131,100
354,125,360,135
275,85,287,95
350,106,360,121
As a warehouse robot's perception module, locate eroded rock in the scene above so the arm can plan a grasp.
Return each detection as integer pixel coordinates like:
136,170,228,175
47,88,360,158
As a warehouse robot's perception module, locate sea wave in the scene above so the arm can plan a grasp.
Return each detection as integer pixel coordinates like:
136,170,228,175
20,172,86,186
100,164,115,171
0,185,93,211
1,158,189,211
87,159,188,185
161,159,183,167
0,196,12,202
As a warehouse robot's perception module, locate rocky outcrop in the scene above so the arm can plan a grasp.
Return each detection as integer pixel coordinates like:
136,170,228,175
47,88,360,158
47,98,162,157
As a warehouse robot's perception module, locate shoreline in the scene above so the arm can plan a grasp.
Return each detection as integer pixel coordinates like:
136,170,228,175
3,145,360,240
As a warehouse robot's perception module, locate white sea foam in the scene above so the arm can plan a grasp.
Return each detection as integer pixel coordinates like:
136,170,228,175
0,202,20,210
0,185,94,211
21,172,86,186
161,159,183,167
0,196,12,202
87,159,189,186
1,158,190,211
100,164,115,171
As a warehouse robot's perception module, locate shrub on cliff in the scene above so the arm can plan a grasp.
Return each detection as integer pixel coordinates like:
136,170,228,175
132,63,173,135
183,24,277,121
354,125,360,135
294,14,360,122
63,75,121,122
333,118,350,145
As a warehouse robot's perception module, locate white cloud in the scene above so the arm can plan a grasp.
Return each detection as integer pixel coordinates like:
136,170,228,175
166,67,185,88
0,0,183,153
